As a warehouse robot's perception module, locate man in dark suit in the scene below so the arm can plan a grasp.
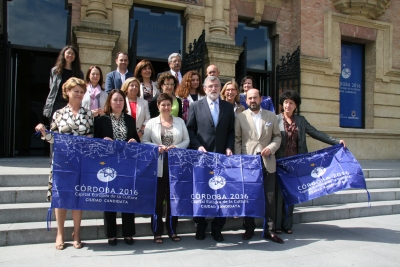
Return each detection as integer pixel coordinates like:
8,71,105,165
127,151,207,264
156,53,183,84
105,52,134,93
186,76,235,242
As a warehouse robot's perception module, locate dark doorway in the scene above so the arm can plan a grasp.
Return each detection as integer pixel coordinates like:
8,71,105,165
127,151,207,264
10,47,58,156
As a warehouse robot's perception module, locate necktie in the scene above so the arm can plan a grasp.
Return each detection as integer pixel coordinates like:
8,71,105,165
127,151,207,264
211,101,219,127
175,72,179,85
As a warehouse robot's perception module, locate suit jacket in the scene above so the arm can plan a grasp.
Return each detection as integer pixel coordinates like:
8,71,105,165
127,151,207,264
126,97,150,133
156,70,183,83
142,116,189,177
94,114,140,142
235,109,281,173
105,70,134,93
149,96,182,118
187,97,235,153
275,113,339,159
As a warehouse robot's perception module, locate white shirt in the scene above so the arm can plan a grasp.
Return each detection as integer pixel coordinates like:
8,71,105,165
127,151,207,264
117,69,127,83
206,97,220,110
250,108,263,153
170,69,182,83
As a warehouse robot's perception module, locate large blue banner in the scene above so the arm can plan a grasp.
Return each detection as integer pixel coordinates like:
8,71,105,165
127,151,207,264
52,134,158,214
340,43,363,128
276,145,368,206
168,149,265,218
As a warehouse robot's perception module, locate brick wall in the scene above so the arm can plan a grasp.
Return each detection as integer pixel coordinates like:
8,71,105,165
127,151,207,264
379,0,400,69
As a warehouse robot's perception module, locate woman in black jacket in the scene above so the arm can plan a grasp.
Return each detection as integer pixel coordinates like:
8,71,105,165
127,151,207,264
94,89,140,246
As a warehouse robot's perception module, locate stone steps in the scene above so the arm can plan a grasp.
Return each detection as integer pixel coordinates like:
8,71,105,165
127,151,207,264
0,164,399,246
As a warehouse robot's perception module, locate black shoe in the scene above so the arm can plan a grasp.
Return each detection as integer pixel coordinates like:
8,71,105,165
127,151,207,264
211,231,224,242
195,230,206,240
242,230,254,240
108,238,117,246
264,233,284,244
124,237,134,245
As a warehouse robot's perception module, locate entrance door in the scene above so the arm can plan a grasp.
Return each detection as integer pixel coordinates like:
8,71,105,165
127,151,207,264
128,6,184,76
9,47,58,156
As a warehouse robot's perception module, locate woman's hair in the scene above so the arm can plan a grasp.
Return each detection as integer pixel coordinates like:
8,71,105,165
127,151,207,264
157,93,173,106
85,66,104,90
54,45,81,77
279,90,301,110
175,70,205,98
239,75,256,93
120,77,141,97
134,59,155,83
62,77,86,100
157,72,178,93
221,80,240,103
104,89,128,114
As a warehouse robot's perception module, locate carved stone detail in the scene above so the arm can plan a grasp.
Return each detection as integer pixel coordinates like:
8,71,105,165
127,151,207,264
332,0,391,20
86,0,107,19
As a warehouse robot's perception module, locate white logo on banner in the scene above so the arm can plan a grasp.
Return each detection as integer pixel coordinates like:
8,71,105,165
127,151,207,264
341,68,351,79
97,167,117,182
208,176,226,190
311,167,326,178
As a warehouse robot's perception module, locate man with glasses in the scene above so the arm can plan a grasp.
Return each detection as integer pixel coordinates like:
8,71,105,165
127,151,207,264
157,53,184,85
186,76,235,242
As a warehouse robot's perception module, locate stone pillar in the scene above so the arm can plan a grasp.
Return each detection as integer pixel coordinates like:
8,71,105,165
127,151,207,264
82,0,112,29
73,26,120,75
111,0,133,69
206,0,233,45
184,6,205,50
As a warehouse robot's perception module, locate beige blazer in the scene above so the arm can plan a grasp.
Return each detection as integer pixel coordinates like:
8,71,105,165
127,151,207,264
126,97,150,135
235,109,281,173
142,116,190,177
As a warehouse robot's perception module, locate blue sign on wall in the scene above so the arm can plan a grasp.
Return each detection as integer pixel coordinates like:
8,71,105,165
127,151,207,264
340,44,363,128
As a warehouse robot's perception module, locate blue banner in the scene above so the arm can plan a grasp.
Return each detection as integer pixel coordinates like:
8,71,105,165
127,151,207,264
276,145,368,206
340,43,363,128
52,134,158,214
168,149,265,218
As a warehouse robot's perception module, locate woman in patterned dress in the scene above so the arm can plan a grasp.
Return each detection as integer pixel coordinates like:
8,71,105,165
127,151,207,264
142,93,189,244
94,89,140,246
35,77,94,250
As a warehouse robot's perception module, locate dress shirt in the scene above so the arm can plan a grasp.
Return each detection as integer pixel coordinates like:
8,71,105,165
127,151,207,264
206,97,219,126
170,69,182,83
117,69,128,83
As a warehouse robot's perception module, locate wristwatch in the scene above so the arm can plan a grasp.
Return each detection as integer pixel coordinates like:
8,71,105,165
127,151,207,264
138,130,144,134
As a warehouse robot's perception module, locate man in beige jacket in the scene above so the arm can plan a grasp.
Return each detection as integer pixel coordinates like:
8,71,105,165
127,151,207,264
235,89,283,244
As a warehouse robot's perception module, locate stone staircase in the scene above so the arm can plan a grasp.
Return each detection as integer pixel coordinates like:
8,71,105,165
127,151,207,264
0,159,399,246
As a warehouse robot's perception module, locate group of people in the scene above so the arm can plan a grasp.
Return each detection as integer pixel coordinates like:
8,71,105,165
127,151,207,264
35,45,345,250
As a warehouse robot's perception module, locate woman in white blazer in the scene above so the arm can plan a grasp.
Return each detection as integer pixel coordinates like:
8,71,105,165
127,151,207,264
82,66,108,117
120,77,150,140
142,93,189,244
134,59,160,105
175,70,206,123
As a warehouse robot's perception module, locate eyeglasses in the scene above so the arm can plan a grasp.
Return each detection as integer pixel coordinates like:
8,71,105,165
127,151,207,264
206,84,220,89
163,84,175,87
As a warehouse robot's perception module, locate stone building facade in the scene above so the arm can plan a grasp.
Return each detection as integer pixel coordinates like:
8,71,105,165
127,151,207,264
1,0,399,159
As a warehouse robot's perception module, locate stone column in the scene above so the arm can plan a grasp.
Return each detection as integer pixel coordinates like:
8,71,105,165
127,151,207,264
82,0,112,29
111,0,133,69
184,6,205,50
73,26,120,75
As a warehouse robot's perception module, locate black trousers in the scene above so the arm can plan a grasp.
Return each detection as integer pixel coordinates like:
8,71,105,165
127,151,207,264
243,169,277,235
151,155,178,237
104,212,135,238
193,216,226,232
276,182,294,230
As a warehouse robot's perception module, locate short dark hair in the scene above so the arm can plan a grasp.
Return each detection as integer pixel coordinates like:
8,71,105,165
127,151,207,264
104,89,128,114
279,90,301,108
115,52,128,60
157,72,178,93
157,93,173,106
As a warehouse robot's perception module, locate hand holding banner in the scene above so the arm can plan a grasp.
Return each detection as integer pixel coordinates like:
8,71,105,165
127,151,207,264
276,144,369,207
52,133,158,214
168,148,265,218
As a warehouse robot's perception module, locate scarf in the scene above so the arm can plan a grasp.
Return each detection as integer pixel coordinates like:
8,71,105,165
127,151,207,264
89,84,101,110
